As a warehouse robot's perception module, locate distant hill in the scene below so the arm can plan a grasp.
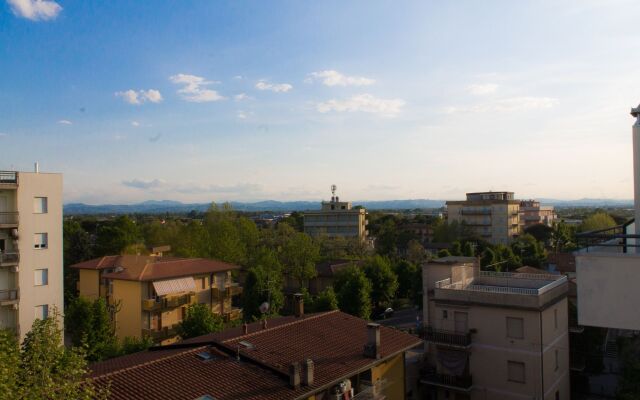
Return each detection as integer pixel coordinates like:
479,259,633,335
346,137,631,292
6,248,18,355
63,198,633,215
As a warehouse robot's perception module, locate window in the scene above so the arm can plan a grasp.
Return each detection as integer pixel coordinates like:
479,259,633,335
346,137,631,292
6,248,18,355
34,233,48,249
507,361,525,383
507,317,524,339
200,277,206,290
442,310,448,319
34,197,48,213
34,269,48,286
35,304,49,320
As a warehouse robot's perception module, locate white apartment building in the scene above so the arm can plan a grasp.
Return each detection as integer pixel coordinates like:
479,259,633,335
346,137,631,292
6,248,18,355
0,168,63,341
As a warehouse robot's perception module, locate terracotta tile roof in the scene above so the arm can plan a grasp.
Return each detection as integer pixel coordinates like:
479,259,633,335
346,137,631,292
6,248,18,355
90,311,422,400
70,255,240,281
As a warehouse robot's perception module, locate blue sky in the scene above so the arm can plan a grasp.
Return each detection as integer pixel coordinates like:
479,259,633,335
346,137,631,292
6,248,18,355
1,0,639,204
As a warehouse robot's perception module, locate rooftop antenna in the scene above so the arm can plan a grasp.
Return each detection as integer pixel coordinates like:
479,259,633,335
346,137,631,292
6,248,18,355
331,184,337,202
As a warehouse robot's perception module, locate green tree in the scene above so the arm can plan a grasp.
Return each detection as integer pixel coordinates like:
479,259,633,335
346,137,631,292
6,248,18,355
410,266,423,309
334,265,372,319
394,260,417,299
65,297,93,347
495,244,521,271
65,297,118,361
524,223,554,244
480,247,498,268
63,220,94,304
432,219,472,243
243,265,285,321
406,240,427,266
450,241,462,256
618,336,640,400
312,287,339,312
95,215,142,256
120,335,153,355
281,232,320,288
363,255,398,309
437,249,452,258
579,212,617,232
177,303,224,339
551,221,576,252
462,242,476,257
0,329,19,398
511,234,546,268
18,310,108,399
281,211,304,232
174,221,210,257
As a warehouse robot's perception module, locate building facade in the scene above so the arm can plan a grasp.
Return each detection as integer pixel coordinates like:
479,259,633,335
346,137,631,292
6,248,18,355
520,200,557,229
72,255,243,344
303,189,368,241
446,191,520,245
421,257,570,400
0,169,63,341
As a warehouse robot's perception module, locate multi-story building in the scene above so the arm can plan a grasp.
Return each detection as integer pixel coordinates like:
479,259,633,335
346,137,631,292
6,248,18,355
88,303,422,400
0,168,63,341
519,200,557,229
71,255,243,345
303,186,368,242
421,256,570,400
446,191,520,245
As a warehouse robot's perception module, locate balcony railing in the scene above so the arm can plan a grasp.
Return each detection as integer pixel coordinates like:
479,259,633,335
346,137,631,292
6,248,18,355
224,307,242,322
142,293,195,311
142,325,179,341
424,327,471,348
0,171,18,185
0,212,19,226
0,289,19,305
460,209,491,215
421,370,472,391
0,252,19,267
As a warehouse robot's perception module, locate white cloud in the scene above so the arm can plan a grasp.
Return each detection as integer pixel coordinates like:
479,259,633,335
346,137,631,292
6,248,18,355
467,83,498,95
234,93,251,101
115,89,163,105
445,96,559,114
7,0,62,21
255,80,293,93
169,74,224,102
316,93,405,116
307,70,375,87
122,179,164,189
236,110,249,120
233,75,244,80
131,121,140,127
57,119,72,125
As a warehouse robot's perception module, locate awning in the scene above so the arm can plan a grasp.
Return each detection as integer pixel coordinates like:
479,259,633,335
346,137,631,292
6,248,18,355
153,277,196,296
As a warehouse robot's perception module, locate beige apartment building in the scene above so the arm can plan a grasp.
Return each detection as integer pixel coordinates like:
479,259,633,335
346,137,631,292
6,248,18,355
303,187,368,241
446,191,520,245
72,255,243,345
0,169,63,341
421,256,570,400
520,200,557,229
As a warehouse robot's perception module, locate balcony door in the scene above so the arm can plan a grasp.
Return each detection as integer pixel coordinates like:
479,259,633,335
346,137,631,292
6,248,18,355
454,311,468,334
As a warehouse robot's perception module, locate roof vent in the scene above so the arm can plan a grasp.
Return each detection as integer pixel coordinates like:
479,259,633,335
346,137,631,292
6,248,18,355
239,341,255,350
114,266,124,273
196,351,215,361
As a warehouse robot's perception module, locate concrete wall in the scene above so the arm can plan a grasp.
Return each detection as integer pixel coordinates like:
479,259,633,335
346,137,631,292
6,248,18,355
371,353,405,400
113,280,142,340
78,269,100,299
576,252,640,330
16,172,63,341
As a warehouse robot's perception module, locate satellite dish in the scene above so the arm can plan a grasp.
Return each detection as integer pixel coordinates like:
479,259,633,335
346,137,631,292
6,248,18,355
259,302,270,314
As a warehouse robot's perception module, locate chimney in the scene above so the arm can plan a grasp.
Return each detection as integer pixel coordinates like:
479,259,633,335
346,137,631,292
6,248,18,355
632,103,640,252
293,293,304,317
242,323,248,334
34,162,39,173
289,362,301,389
302,358,314,386
363,323,381,359
262,319,268,330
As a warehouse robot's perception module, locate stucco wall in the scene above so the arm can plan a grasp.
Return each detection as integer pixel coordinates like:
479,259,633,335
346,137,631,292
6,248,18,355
113,280,142,340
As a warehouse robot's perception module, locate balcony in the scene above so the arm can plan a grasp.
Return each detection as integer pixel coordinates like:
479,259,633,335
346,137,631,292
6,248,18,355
421,370,472,391
141,293,195,311
0,171,18,188
0,289,19,306
0,212,18,228
226,283,243,297
224,307,242,322
0,252,19,267
424,327,471,348
142,325,179,341
460,209,491,215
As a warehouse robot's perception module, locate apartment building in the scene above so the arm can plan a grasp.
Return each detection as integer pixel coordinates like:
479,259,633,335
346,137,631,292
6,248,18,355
421,256,570,400
71,255,243,344
446,191,520,245
88,305,422,400
0,169,63,341
520,200,556,229
303,186,368,242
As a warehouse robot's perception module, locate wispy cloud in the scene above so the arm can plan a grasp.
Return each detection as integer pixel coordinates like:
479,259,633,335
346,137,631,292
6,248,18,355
131,121,140,127
236,110,250,120
445,96,559,114
170,74,224,102
316,94,405,116
234,93,251,101
7,0,61,21
122,178,164,189
115,89,163,105
306,70,375,87
57,119,72,125
148,133,162,143
255,80,293,93
467,83,498,95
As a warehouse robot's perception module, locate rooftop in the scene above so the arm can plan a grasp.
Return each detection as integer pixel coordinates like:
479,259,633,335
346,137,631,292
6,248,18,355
71,255,240,281
90,310,422,400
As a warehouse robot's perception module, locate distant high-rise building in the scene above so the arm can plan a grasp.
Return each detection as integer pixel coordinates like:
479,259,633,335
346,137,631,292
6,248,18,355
446,191,520,244
0,167,63,341
421,257,570,399
519,200,557,229
303,185,368,241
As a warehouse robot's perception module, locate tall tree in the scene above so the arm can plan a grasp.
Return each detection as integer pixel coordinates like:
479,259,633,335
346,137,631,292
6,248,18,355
511,234,546,268
363,256,398,308
579,212,617,232
0,329,19,398
280,232,320,288
334,265,372,319
406,240,428,266
243,265,284,321
312,287,339,312
177,303,224,339
65,297,118,361
394,260,417,299
462,242,476,257
95,215,142,256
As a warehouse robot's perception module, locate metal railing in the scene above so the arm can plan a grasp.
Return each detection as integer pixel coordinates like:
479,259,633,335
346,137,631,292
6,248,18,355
0,212,19,225
421,370,472,390
141,293,195,311
0,289,19,303
0,171,17,184
0,252,19,266
142,325,179,341
424,327,471,347
575,220,640,253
